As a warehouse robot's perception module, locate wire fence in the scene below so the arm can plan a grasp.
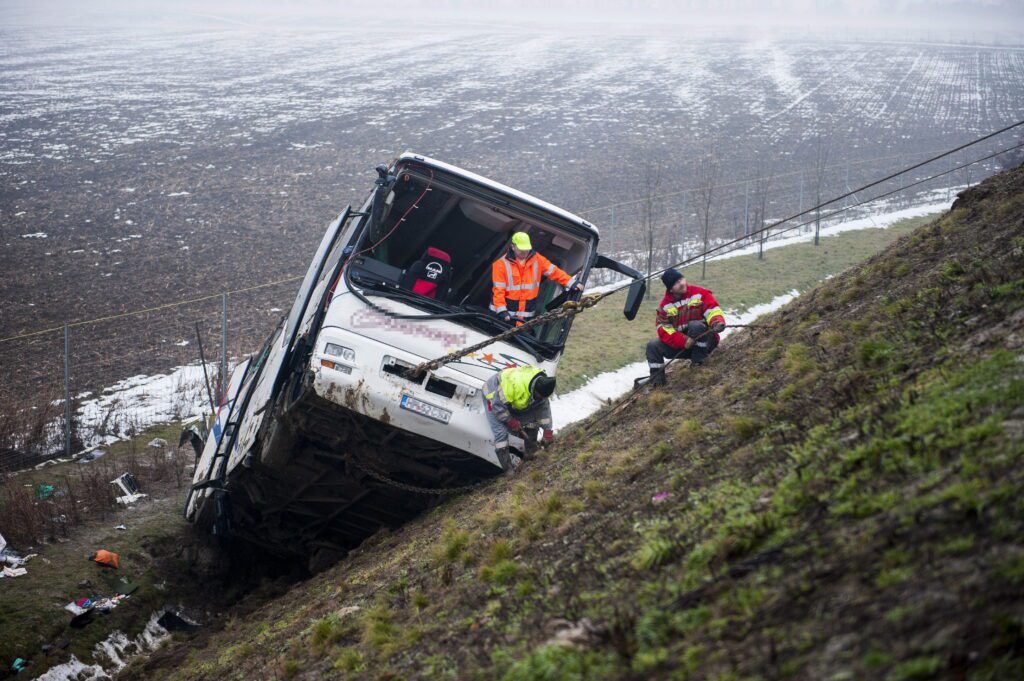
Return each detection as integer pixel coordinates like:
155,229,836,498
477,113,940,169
1,128,1020,473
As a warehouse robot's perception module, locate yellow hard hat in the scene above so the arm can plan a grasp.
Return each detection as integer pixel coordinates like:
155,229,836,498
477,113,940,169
511,231,532,250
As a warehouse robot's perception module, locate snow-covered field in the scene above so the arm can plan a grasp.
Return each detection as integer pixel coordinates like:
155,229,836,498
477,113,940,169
2,26,1021,184
3,22,1021,463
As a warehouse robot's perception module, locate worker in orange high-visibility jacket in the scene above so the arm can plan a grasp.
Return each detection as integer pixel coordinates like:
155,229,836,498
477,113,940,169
645,268,727,386
491,231,583,326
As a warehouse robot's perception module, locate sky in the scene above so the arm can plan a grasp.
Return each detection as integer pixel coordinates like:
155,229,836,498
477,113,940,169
2,0,1022,41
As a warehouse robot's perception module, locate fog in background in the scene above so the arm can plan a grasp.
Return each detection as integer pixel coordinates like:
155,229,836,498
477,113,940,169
3,0,1023,43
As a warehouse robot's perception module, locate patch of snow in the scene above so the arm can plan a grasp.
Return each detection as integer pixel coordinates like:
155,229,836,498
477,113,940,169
74,362,222,449
20,232,47,238
32,655,107,681
716,201,950,263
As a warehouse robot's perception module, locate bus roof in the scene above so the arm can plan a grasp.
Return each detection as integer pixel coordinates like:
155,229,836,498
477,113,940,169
397,152,599,238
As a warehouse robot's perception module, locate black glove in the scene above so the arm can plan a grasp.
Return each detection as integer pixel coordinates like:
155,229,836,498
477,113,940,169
685,320,710,338
712,321,725,333
500,312,512,324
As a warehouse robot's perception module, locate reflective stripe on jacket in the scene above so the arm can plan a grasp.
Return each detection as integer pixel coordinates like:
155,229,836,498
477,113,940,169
491,248,572,320
485,364,557,428
655,284,727,350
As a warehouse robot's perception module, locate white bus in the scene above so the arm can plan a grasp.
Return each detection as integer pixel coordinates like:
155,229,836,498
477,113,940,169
185,153,645,565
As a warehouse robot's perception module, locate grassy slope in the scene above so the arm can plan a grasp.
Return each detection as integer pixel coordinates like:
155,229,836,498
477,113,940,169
2,219,931,677
132,169,1024,681
558,215,934,392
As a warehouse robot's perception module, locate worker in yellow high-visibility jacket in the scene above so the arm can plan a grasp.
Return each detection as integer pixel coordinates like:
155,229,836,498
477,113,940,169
483,365,556,471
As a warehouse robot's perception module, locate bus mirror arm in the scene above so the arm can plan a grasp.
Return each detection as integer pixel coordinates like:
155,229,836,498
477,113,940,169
592,254,646,321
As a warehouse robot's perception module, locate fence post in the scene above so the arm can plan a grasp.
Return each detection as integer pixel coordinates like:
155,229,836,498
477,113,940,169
743,180,749,239
610,205,616,256
221,293,228,399
680,191,687,260
798,171,804,210
64,323,71,457
946,155,953,202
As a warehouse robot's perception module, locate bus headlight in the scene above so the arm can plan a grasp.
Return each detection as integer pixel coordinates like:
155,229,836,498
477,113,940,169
323,343,356,362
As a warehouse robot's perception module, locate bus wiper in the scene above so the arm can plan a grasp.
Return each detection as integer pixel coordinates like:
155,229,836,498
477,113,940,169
354,281,557,357
361,285,456,315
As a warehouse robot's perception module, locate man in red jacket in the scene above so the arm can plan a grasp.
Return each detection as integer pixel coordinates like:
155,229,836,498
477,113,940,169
645,268,727,386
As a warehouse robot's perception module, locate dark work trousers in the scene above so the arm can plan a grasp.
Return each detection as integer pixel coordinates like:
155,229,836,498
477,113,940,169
646,321,719,369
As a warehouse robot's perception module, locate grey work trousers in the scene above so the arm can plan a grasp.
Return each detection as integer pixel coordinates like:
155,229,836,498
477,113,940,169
646,321,719,368
483,396,552,449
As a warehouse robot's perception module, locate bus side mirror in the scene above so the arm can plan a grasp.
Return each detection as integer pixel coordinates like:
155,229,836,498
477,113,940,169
593,255,645,321
624,280,646,321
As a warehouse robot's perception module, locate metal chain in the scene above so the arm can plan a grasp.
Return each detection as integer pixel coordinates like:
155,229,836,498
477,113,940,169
350,455,498,496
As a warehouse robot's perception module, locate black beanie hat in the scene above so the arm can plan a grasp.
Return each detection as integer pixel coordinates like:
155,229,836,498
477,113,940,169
661,268,684,290
530,373,556,400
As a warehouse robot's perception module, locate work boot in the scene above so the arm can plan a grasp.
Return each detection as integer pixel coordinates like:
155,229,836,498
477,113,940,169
495,446,513,474
649,368,667,387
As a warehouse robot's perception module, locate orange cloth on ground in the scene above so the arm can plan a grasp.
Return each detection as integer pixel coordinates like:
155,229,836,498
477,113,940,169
93,550,120,569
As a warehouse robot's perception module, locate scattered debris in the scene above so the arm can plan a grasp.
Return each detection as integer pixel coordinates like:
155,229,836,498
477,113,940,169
651,491,673,504
10,658,26,674
543,617,604,648
77,449,106,464
147,437,167,448
90,550,120,569
111,472,146,504
1,544,33,568
114,524,127,530
40,637,69,654
0,531,5,553
94,593,130,613
336,605,362,619
78,579,93,589
35,483,55,500
157,610,200,634
32,654,104,680
34,456,72,470
2,566,28,578
65,591,132,621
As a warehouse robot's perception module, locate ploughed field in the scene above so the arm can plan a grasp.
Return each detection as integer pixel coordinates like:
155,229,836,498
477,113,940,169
2,23,1022,408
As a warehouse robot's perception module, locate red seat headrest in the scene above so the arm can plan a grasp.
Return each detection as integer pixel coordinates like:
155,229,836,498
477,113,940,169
425,246,451,262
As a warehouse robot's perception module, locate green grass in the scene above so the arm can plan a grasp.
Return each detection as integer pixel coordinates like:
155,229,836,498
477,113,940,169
557,215,932,391
104,177,1024,681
